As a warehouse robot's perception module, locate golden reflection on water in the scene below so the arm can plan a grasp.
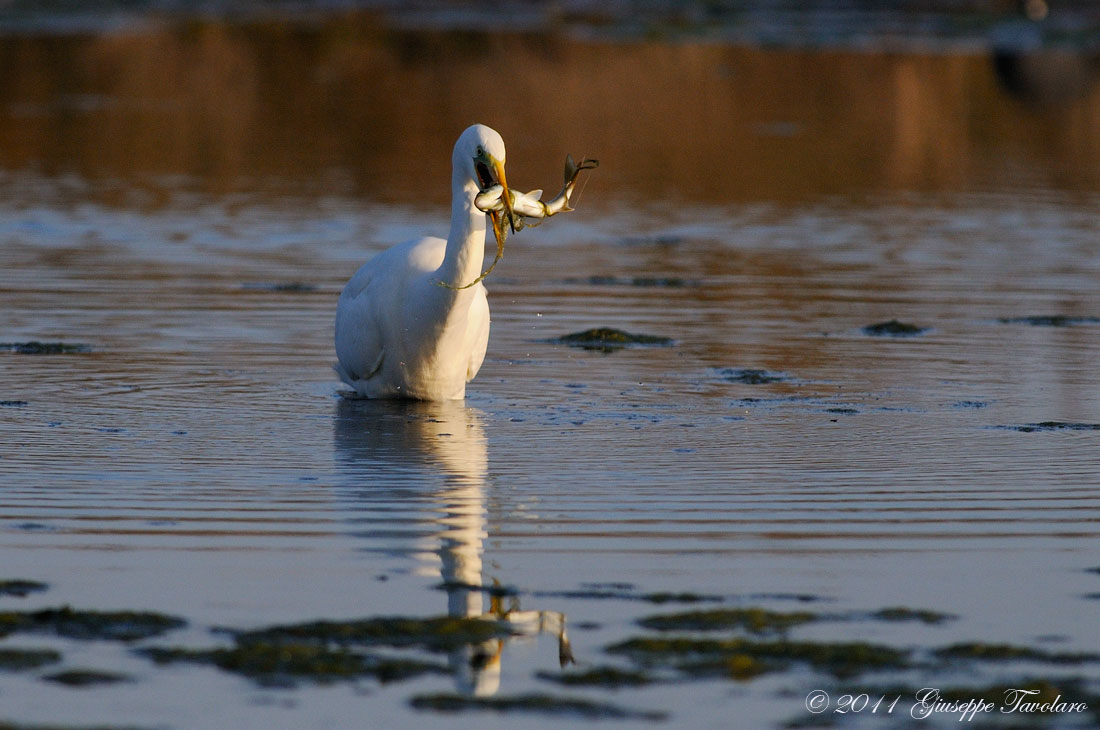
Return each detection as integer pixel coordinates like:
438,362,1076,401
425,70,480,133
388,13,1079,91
1,16,1099,204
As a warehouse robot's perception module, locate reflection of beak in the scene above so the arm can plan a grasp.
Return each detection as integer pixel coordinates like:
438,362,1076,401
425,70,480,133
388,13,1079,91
490,157,515,234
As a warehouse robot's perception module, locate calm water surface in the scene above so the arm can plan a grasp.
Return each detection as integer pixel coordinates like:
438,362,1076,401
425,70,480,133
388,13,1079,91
2,13,1100,730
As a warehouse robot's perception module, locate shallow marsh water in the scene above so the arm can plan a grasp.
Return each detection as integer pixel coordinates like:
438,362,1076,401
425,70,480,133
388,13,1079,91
2,11,1100,730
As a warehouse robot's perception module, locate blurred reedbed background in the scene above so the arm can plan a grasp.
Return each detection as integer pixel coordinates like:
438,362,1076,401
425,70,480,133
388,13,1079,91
1,0,1100,203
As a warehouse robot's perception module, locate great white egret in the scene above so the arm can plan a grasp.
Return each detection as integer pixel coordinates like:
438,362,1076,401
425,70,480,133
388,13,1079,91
334,124,595,400
334,124,515,400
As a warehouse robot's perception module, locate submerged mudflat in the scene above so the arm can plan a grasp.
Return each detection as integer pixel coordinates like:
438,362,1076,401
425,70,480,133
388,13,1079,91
2,182,1097,729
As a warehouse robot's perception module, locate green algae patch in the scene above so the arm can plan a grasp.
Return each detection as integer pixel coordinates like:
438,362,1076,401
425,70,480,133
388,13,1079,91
232,615,515,653
0,648,62,671
0,342,92,355
872,607,955,625
409,692,667,721
675,653,775,682
140,614,511,687
0,580,48,598
548,328,673,353
0,607,186,642
42,669,132,687
934,642,1100,664
141,643,445,688
862,320,927,337
536,665,654,688
638,607,817,635
723,653,771,680
608,636,908,679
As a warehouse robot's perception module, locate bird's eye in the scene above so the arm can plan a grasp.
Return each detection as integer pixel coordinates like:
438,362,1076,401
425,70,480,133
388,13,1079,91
475,145,484,157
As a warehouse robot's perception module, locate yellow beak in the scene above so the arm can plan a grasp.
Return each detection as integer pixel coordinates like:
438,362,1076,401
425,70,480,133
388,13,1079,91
491,156,515,234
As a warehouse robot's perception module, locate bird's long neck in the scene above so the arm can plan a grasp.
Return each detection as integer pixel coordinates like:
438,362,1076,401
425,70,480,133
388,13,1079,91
437,176,487,291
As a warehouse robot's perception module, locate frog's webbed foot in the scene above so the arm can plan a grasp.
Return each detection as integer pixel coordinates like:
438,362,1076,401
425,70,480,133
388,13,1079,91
542,154,599,216
564,154,599,190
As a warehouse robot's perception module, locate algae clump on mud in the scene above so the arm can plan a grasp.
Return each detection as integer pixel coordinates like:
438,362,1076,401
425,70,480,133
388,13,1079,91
0,648,62,671
871,607,955,625
637,607,817,635
934,642,1100,664
549,328,673,352
139,614,513,687
231,615,515,652
141,644,446,688
536,665,654,688
608,636,908,679
0,607,185,642
862,320,927,337
42,669,132,686
0,580,48,598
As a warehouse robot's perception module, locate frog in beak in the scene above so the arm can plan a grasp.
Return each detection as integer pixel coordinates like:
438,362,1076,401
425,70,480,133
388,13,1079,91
473,147,515,248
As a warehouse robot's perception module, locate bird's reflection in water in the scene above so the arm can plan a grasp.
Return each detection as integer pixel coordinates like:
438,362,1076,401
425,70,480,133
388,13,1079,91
333,396,572,696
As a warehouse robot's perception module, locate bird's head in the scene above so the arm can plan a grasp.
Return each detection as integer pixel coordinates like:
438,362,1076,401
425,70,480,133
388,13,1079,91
455,124,515,240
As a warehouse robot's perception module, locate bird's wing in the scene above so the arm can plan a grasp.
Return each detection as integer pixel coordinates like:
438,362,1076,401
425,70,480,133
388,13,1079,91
465,285,491,381
335,236,447,392
334,265,386,386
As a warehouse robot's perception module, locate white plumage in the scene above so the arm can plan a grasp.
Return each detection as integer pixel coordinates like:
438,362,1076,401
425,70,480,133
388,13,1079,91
334,124,509,400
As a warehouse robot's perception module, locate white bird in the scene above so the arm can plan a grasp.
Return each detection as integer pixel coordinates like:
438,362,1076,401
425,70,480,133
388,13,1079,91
334,124,516,400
